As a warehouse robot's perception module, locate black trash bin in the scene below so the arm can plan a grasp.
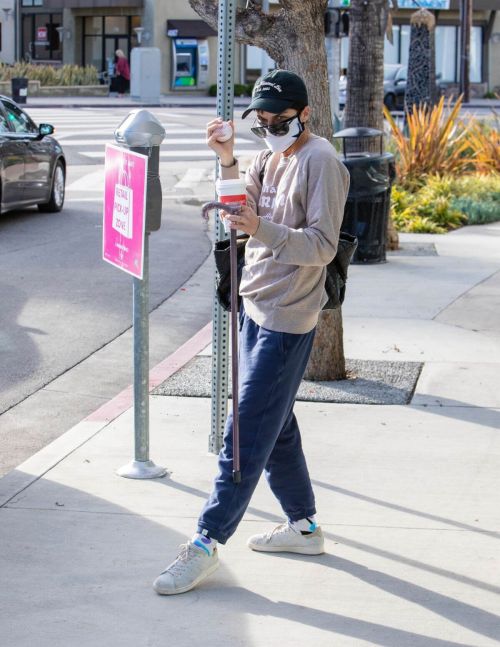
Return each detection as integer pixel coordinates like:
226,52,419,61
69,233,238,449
11,77,28,105
334,127,395,263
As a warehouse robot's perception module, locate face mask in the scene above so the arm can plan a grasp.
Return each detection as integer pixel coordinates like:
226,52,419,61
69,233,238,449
262,117,304,153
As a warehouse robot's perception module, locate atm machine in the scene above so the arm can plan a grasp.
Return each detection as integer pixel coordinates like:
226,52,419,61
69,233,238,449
171,39,209,90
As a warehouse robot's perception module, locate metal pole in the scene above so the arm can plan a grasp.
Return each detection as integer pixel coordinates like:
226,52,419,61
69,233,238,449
209,0,237,455
133,232,150,462
459,0,471,103
115,110,167,479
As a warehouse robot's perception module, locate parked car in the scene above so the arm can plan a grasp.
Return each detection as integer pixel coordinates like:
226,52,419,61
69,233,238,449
339,64,441,111
0,96,65,215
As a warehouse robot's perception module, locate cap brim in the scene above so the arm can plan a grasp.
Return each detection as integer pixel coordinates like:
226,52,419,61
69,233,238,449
242,97,294,119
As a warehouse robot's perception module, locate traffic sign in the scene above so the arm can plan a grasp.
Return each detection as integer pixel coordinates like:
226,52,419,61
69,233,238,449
103,144,148,279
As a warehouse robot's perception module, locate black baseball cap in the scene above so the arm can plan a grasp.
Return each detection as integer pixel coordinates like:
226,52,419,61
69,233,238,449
242,70,309,119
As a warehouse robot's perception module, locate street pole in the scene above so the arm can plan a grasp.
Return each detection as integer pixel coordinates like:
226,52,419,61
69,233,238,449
459,0,472,103
209,0,236,454
115,109,168,480
15,0,21,61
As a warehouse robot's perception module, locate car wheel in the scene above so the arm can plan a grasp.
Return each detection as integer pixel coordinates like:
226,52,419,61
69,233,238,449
38,161,65,213
384,93,396,111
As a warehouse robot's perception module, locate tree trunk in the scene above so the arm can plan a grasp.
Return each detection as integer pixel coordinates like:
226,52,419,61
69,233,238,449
344,0,399,250
190,0,348,380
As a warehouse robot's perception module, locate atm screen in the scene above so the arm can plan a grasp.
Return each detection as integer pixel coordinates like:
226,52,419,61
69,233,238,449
176,53,192,76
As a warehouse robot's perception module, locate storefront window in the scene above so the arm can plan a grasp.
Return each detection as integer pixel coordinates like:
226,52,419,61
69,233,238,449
83,16,140,72
384,25,400,65
84,17,102,36
104,17,128,35
400,25,411,67
436,26,457,82
340,24,483,85
22,13,62,61
469,26,482,83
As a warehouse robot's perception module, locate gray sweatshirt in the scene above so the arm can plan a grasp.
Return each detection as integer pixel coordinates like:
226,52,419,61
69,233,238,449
221,134,350,334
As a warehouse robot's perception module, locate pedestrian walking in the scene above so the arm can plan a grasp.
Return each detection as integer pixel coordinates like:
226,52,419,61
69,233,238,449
115,49,130,97
154,70,350,596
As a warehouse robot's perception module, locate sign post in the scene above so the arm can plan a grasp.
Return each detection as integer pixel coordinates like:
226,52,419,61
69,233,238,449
103,110,167,480
209,0,237,455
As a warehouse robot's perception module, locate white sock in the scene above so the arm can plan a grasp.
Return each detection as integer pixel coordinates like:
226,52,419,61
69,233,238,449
291,516,318,534
191,531,217,556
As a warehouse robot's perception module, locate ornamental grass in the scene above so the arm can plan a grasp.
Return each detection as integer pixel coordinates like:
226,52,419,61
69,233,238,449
383,95,471,189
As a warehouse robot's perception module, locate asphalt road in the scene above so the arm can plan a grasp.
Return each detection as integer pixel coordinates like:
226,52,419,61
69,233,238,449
0,105,263,476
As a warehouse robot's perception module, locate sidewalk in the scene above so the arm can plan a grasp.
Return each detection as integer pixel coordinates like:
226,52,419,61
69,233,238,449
19,93,252,110
1,224,499,646
19,92,500,112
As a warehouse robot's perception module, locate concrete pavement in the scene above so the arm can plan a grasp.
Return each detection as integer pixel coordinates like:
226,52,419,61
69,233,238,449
17,92,500,112
0,223,499,646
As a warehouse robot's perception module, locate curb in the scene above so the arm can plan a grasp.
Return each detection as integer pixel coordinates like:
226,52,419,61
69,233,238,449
0,321,213,507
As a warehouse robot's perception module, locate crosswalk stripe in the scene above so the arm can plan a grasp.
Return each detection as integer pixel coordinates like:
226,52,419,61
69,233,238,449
59,138,255,146
79,149,261,159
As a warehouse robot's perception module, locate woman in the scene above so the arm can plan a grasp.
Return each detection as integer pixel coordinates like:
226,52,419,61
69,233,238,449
153,70,350,596
115,49,130,97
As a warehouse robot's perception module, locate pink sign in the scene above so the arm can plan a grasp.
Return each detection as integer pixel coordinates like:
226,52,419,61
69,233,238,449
103,144,148,279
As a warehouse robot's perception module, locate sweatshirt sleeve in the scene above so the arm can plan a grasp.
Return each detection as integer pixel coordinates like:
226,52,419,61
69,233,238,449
252,150,350,266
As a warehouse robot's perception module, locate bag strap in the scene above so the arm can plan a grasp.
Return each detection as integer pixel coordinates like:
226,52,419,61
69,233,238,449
259,150,272,185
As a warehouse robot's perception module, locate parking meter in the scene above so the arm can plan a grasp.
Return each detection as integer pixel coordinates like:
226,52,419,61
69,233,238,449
115,109,165,232
114,109,167,480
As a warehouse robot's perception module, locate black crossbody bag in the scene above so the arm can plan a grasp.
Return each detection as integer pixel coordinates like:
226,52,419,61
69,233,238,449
214,151,357,312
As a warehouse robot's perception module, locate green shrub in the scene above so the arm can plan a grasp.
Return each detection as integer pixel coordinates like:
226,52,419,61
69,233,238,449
391,173,500,232
452,197,500,224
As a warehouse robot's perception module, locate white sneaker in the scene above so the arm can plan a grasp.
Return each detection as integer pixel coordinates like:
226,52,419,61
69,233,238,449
153,542,219,595
247,522,325,555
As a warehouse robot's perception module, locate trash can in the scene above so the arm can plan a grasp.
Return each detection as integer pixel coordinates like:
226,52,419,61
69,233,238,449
334,127,395,263
11,77,28,105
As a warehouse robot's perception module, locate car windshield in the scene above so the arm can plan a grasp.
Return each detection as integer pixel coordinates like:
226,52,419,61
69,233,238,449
384,66,400,81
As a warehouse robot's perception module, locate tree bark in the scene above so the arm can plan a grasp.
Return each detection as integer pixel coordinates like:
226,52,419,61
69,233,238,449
190,0,347,380
344,0,399,250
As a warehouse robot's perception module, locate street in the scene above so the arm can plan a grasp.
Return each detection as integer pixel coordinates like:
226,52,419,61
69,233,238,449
0,105,264,476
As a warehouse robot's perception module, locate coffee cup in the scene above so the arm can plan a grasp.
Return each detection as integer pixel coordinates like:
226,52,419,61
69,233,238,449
216,178,246,233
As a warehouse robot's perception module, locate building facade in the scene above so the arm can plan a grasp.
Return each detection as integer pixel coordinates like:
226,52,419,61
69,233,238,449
338,1,500,94
6,0,500,94
0,1,16,64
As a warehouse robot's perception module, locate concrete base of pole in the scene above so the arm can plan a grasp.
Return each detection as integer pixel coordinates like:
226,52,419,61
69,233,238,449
116,460,168,479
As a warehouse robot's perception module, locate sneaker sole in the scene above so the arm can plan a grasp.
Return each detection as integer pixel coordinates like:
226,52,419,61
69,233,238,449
153,560,219,595
247,542,325,555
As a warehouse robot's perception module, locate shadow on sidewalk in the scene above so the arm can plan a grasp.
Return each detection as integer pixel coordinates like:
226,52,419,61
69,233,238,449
211,586,481,647
411,398,500,430
2,468,498,646
312,480,500,539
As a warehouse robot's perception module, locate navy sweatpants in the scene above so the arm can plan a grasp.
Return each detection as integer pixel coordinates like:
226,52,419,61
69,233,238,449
197,310,317,544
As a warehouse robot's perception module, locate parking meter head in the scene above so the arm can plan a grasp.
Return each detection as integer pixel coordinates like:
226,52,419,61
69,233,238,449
114,109,165,148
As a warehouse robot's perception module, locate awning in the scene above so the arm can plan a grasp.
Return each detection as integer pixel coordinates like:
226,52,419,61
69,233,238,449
166,19,216,39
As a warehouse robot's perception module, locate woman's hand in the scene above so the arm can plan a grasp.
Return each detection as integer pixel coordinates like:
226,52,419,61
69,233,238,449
206,118,235,166
222,204,260,236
